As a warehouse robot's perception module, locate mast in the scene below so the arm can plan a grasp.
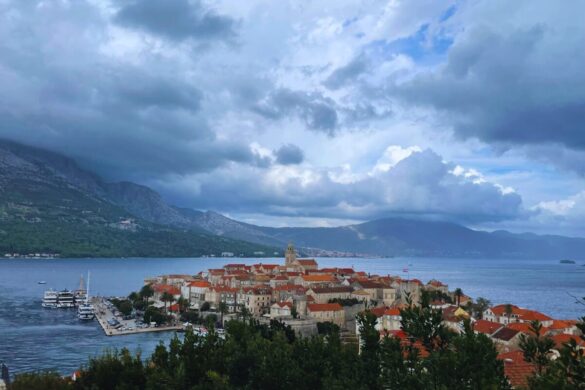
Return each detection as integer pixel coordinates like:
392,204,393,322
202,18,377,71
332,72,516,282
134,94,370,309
86,271,90,304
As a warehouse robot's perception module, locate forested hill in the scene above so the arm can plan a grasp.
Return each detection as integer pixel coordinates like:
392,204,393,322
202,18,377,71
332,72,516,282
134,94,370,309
0,140,276,258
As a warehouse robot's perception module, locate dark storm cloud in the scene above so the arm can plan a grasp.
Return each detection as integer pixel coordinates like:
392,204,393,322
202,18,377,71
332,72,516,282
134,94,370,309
275,144,304,165
323,55,369,90
253,88,338,134
0,0,257,182
115,0,237,43
393,23,585,151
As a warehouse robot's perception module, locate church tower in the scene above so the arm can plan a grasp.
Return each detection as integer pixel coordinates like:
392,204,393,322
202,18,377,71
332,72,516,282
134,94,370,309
285,242,296,266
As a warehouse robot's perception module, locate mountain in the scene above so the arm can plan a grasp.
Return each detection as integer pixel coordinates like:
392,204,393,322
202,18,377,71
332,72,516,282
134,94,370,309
2,139,585,259
0,140,276,258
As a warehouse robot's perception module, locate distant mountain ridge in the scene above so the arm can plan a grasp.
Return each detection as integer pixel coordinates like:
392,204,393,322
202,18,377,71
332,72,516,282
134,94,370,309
2,139,585,259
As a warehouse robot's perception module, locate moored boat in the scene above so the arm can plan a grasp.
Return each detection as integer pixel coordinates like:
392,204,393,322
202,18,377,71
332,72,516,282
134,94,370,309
42,289,58,308
77,272,95,321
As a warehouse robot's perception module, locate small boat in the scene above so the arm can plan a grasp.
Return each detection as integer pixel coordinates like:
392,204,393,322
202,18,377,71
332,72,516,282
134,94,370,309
37,281,47,285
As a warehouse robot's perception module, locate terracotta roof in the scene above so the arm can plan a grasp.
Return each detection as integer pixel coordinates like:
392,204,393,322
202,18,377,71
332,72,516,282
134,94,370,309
297,258,318,266
301,274,336,282
507,322,544,335
473,320,502,335
308,286,353,294
210,286,237,293
356,281,384,289
549,320,572,330
517,309,552,322
384,308,401,316
153,284,181,295
492,327,520,342
369,307,387,317
550,334,585,349
498,351,535,388
188,281,211,288
308,303,343,312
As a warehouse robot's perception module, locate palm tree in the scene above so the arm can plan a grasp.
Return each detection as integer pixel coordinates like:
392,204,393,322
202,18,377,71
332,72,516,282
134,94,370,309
177,297,189,314
140,284,154,306
504,303,514,324
454,288,463,307
161,292,175,314
218,301,228,326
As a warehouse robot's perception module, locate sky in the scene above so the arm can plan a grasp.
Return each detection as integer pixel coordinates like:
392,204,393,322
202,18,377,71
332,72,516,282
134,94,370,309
1,0,584,236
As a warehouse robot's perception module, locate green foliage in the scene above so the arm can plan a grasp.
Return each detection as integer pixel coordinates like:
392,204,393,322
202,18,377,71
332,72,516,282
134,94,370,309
200,301,211,312
111,299,133,316
10,371,71,390
13,307,515,390
143,306,168,325
316,321,340,336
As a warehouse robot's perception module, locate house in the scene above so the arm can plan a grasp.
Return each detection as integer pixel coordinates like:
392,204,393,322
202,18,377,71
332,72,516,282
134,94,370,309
425,279,449,294
484,305,553,326
473,320,503,336
380,308,402,331
442,306,470,333
207,286,238,312
152,284,181,303
498,351,535,389
181,280,210,308
293,258,319,272
307,303,345,328
306,286,353,304
351,280,383,302
270,301,293,318
299,274,336,287
242,286,273,316
491,327,523,352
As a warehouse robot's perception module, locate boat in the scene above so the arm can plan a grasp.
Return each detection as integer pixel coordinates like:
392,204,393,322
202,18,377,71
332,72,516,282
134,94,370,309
560,259,576,264
37,281,47,285
78,272,95,321
42,289,58,308
57,290,75,308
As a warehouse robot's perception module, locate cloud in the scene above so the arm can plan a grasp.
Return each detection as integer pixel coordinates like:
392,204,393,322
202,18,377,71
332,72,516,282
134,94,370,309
275,144,304,165
253,88,339,134
323,55,369,90
115,0,237,43
157,148,523,224
392,2,585,153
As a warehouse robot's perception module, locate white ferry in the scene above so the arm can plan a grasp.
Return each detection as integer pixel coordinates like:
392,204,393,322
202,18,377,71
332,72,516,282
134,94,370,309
42,289,58,308
57,290,75,308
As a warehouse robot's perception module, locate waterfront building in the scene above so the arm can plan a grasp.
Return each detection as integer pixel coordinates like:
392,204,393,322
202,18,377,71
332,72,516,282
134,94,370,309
307,303,345,327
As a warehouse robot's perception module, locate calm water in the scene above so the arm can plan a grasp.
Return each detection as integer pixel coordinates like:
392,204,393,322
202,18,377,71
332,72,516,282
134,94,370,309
1,256,584,375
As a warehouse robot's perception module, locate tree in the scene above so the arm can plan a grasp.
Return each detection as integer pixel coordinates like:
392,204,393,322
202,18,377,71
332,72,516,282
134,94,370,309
520,321,556,375
161,292,175,314
176,297,190,314
139,284,154,305
454,288,463,307
118,300,133,316
504,303,514,323
200,301,211,312
291,304,298,319
472,297,492,319
357,310,381,389
218,301,228,326
128,291,139,302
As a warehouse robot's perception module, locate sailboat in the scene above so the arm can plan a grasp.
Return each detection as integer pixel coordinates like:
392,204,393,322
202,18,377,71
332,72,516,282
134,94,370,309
77,272,95,321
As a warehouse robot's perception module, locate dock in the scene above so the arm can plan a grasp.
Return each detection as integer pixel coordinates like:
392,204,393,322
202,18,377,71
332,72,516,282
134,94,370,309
92,297,183,336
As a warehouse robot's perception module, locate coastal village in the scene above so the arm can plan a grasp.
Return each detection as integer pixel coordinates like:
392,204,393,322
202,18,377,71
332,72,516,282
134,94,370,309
128,243,584,389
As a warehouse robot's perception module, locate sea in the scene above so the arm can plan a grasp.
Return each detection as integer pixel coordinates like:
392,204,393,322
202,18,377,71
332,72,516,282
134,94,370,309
1,256,584,376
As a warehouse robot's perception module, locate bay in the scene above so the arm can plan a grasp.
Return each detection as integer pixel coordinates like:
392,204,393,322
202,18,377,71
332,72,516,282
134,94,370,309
0,256,584,376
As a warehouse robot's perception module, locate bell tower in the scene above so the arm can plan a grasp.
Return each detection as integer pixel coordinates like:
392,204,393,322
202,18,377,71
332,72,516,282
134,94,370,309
285,242,296,266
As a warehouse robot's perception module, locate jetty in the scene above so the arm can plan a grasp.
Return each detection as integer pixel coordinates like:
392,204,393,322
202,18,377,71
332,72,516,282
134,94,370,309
92,297,182,337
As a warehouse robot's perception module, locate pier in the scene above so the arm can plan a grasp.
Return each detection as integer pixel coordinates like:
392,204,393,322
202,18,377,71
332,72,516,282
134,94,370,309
92,297,182,337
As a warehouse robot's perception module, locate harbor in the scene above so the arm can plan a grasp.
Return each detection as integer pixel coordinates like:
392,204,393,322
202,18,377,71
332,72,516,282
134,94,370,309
92,297,183,336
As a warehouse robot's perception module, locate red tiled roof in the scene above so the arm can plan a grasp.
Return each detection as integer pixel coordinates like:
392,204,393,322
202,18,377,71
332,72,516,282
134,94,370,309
308,286,353,294
188,281,211,288
492,327,520,342
507,322,544,335
550,334,585,349
384,308,401,316
297,259,318,266
498,351,535,388
301,274,336,282
473,320,502,335
308,303,343,312
153,284,181,295
273,301,293,308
